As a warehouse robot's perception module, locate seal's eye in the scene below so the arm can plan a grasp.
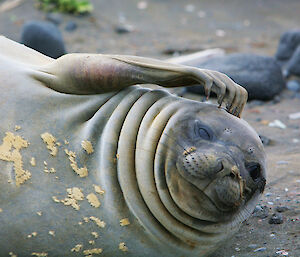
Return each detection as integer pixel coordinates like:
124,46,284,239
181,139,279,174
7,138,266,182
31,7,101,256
194,121,212,140
246,162,261,181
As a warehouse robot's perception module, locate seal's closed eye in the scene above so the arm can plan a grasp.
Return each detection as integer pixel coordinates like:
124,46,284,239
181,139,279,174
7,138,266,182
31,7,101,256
194,120,213,141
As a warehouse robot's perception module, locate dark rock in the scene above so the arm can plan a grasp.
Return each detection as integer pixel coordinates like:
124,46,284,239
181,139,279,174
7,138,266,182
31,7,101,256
268,213,283,224
285,45,300,78
275,30,300,61
272,95,281,104
286,80,300,92
259,135,271,146
21,21,66,59
248,100,265,107
186,54,285,101
253,205,269,219
46,12,63,25
275,206,289,213
114,24,133,34
65,21,77,32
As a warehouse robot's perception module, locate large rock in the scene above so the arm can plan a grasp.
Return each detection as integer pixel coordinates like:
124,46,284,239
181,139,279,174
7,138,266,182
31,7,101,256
21,21,66,59
186,54,285,101
285,45,300,78
275,30,300,61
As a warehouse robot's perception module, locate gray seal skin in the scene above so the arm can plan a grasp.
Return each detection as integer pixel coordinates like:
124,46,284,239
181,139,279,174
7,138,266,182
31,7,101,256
0,36,266,257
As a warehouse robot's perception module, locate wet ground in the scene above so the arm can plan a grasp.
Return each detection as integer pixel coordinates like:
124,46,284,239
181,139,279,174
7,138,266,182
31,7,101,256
0,0,299,256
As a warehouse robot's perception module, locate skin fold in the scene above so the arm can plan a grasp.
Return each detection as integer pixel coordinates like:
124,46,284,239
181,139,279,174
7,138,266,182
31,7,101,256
0,36,265,257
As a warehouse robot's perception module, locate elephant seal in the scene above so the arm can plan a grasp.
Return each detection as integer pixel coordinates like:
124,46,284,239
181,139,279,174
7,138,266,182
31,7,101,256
0,36,265,257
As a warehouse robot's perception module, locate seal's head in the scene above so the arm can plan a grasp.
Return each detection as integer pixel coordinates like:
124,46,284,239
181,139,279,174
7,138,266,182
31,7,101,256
164,103,266,224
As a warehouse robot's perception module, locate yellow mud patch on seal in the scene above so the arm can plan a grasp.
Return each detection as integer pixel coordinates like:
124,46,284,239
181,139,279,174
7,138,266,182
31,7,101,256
48,230,55,237
9,252,17,257
52,187,84,210
90,216,106,228
15,125,21,131
93,184,105,195
120,218,130,226
83,248,103,255
41,133,58,156
91,232,99,238
119,242,128,252
31,253,47,257
0,132,30,186
86,193,101,208
183,146,196,156
36,211,42,216
30,157,36,166
27,232,38,238
64,149,88,177
81,140,94,154
89,240,95,245
71,244,83,252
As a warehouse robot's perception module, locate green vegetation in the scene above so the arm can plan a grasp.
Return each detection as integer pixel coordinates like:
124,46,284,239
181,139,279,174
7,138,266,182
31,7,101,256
36,0,93,14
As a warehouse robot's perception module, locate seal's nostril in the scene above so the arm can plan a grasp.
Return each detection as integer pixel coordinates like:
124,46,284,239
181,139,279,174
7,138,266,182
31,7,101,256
246,163,261,181
216,161,224,173
229,172,235,179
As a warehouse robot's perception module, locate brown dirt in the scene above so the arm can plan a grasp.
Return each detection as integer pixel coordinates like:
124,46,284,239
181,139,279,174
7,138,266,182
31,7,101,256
0,0,299,256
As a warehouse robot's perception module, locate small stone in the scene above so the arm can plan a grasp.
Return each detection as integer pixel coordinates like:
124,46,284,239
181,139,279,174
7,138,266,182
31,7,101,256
289,112,300,119
276,160,289,165
65,21,77,32
46,12,63,25
114,24,133,34
253,205,269,219
253,247,267,252
248,244,258,249
185,4,195,13
269,120,286,129
275,206,289,213
268,213,283,224
287,80,300,92
137,1,148,10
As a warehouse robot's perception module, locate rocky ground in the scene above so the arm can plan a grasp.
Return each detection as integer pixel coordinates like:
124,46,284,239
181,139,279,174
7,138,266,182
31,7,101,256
0,0,299,256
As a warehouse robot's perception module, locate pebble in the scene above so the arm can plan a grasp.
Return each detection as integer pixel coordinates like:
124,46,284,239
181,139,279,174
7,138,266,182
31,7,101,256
65,21,77,31
114,24,133,34
248,244,258,249
268,213,284,224
46,12,63,25
253,247,267,252
275,206,289,213
276,160,289,165
269,120,287,129
286,80,300,92
289,112,300,119
265,192,272,197
253,205,269,218
137,1,148,10
185,4,195,12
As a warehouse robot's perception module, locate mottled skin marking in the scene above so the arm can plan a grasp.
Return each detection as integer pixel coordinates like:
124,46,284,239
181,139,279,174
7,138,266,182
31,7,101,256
119,242,128,252
52,187,84,210
83,248,103,255
81,140,94,154
71,244,83,252
86,193,101,208
0,132,30,185
93,184,105,195
120,218,130,226
64,149,88,177
31,253,47,257
90,216,106,228
41,132,58,156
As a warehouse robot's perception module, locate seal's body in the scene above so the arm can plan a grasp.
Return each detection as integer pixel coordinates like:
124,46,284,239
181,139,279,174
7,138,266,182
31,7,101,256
0,37,265,257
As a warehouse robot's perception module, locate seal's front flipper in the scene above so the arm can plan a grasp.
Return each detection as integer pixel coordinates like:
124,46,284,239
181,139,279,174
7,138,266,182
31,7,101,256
36,53,247,117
